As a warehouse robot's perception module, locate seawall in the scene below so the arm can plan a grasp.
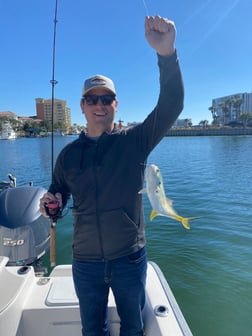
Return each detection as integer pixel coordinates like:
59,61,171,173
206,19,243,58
166,127,252,137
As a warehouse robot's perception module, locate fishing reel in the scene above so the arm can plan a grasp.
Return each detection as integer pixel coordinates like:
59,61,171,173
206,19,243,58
44,200,62,223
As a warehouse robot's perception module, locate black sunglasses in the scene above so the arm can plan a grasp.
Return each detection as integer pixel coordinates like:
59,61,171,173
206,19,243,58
83,94,116,106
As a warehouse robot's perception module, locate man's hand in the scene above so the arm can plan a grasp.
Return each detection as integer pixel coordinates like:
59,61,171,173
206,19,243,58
145,16,176,56
40,192,62,217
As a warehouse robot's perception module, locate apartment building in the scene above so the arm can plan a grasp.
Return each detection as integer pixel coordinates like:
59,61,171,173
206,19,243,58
211,92,252,125
35,98,71,131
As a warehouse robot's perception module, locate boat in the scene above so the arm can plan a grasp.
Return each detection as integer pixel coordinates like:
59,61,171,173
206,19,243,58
0,256,193,336
0,177,193,336
0,120,17,140
0,178,193,336
0,173,16,191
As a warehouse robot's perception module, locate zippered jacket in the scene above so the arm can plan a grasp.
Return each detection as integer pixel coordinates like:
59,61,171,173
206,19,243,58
49,51,184,261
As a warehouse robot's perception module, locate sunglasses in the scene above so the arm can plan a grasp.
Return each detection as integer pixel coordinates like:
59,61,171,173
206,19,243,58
83,94,116,106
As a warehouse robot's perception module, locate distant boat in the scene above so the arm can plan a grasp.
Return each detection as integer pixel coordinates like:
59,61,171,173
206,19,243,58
0,121,17,140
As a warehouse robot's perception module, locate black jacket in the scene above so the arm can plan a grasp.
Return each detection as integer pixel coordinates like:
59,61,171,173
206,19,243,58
49,51,184,261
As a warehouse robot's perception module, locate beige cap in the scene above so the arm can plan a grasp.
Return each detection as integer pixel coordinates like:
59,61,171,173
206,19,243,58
82,74,116,96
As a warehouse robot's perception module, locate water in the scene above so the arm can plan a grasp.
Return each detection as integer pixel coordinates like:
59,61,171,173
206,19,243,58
1,136,252,335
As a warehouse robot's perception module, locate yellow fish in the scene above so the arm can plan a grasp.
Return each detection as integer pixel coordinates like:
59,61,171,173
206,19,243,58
139,164,196,230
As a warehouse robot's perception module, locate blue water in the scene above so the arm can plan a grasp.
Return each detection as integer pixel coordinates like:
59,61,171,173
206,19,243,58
1,136,252,335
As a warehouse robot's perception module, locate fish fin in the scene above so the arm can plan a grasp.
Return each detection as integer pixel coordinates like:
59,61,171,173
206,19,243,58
138,188,146,194
150,210,160,221
166,197,174,205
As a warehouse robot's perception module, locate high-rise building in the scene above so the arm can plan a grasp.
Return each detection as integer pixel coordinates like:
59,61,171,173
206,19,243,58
211,92,252,125
35,98,71,131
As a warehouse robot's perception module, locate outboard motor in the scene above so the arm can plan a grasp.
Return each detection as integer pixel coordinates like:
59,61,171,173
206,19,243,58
0,186,50,266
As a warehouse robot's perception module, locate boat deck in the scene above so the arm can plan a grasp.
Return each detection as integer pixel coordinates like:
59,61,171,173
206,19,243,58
0,257,192,336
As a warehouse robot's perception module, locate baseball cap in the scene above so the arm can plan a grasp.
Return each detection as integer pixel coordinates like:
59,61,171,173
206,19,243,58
82,74,116,96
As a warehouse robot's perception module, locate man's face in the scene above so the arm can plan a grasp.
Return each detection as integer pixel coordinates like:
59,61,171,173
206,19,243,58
80,88,118,135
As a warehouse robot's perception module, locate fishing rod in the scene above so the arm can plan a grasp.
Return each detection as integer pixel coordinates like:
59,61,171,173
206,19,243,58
46,0,61,268
50,0,58,177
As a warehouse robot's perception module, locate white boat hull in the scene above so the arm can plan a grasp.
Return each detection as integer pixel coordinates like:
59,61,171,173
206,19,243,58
0,256,192,336
0,121,16,140
0,131,16,140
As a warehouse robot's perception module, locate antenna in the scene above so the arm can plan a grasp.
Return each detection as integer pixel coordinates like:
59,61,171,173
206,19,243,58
50,0,58,181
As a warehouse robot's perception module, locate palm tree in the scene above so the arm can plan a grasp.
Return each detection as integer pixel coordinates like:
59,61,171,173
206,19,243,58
220,98,232,124
209,106,218,125
232,95,243,120
239,112,252,128
199,120,209,128
184,118,190,128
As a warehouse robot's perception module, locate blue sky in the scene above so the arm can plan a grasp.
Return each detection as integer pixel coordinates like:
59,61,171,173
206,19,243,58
0,0,251,126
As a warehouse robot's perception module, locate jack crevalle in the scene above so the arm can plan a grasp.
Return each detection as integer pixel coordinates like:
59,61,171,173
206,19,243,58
139,164,196,230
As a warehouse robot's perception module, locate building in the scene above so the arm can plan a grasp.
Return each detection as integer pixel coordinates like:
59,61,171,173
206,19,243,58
0,111,18,120
172,118,192,128
35,98,71,132
211,92,252,125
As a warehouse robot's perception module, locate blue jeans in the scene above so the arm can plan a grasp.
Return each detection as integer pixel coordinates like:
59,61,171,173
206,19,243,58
72,247,147,336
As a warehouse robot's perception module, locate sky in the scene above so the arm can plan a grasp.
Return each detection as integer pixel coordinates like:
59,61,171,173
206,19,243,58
0,0,251,126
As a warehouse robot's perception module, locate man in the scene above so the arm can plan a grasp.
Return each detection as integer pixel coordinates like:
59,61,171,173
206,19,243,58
40,15,184,336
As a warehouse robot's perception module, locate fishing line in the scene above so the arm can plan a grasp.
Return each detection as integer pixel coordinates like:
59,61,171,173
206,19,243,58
199,0,240,46
142,0,149,16
181,0,240,58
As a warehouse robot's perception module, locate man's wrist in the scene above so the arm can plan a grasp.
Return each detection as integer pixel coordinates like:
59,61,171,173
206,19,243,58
157,46,175,57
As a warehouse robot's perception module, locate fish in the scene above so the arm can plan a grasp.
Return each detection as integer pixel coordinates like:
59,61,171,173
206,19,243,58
139,164,197,230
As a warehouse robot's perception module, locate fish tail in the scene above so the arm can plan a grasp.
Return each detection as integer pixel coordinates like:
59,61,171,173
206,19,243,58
173,215,197,230
180,217,197,230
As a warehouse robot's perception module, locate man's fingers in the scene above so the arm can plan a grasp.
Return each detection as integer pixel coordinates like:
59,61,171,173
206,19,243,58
39,192,57,216
145,16,173,33
55,192,63,209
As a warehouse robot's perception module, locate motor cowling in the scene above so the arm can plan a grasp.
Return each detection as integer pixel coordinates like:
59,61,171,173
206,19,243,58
0,186,50,266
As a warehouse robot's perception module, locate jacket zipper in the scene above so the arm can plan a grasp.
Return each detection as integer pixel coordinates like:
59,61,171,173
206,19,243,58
93,142,105,260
